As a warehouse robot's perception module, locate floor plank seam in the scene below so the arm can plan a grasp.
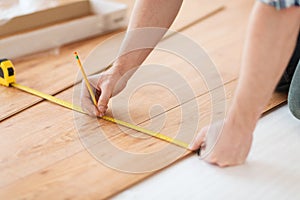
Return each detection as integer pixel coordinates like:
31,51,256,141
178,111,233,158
0,6,226,122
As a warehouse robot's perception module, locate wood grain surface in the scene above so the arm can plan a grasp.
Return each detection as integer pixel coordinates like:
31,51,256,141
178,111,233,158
0,78,233,199
0,0,224,122
0,0,288,199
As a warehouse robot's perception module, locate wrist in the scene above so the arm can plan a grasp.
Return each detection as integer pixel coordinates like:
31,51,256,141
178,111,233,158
106,64,135,87
226,99,260,134
111,60,139,77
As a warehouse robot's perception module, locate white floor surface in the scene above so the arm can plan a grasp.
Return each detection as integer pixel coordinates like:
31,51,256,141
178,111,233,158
113,105,300,200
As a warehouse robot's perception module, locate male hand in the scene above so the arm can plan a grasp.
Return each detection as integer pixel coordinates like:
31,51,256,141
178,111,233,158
189,119,253,167
80,66,128,117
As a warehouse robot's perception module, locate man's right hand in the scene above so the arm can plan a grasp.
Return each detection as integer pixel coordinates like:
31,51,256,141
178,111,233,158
80,66,128,117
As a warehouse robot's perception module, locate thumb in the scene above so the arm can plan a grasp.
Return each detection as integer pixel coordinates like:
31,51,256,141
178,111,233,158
97,85,112,117
189,126,208,151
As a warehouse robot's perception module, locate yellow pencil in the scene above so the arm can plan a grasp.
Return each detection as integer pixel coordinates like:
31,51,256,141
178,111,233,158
74,52,97,106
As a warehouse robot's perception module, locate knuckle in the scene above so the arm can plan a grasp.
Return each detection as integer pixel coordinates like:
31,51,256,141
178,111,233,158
99,97,109,104
101,82,112,91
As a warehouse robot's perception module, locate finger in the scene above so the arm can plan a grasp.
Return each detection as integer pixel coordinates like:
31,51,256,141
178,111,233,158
97,85,112,117
80,81,99,116
204,156,218,165
81,98,99,116
189,126,208,151
204,155,231,168
88,75,99,89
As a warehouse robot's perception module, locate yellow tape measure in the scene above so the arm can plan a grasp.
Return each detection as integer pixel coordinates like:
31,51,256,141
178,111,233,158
0,58,191,150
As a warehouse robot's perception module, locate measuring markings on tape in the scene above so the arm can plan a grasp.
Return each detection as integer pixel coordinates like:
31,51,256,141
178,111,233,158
12,83,190,149
0,58,190,150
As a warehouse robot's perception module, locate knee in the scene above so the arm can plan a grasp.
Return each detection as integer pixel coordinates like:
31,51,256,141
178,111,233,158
288,96,300,120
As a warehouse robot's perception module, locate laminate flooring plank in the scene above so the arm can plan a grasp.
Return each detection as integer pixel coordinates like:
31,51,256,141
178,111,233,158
0,78,235,199
0,51,223,188
115,0,225,31
0,1,224,121
0,78,283,199
0,0,288,198
0,31,121,122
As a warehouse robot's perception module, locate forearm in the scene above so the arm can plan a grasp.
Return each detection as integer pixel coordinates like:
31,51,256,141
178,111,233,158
229,2,300,130
112,0,183,76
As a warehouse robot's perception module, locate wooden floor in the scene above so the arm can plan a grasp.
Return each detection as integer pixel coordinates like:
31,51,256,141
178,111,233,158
0,0,288,199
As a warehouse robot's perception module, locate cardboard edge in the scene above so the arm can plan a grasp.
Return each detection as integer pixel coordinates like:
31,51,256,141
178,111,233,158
0,1,127,59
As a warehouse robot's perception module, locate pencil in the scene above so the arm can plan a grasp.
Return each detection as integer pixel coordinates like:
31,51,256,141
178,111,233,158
74,52,97,106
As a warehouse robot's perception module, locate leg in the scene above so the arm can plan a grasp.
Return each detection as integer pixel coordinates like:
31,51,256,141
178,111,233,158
288,60,300,119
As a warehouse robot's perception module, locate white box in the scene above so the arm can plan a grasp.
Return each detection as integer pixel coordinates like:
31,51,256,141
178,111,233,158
0,0,127,59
